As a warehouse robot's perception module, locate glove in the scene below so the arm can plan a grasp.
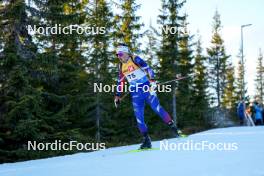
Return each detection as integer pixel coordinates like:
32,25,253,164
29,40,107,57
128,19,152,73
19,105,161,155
149,80,157,96
114,96,121,108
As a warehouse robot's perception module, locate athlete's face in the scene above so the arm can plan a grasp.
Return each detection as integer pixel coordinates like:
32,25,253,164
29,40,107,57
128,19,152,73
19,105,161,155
117,52,129,63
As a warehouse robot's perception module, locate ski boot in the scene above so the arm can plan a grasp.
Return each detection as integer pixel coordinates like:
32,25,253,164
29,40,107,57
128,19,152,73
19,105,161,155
139,133,152,149
168,121,180,138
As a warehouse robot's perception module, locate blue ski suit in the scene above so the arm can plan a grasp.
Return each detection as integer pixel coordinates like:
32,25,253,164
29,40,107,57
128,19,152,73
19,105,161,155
254,104,263,121
116,56,172,134
237,102,245,120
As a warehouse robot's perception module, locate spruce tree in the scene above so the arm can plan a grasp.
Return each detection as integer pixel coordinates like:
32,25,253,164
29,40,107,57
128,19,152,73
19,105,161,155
0,0,46,162
222,62,237,109
111,0,145,142
207,10,230,108
142,21,158,68
255,49,264,104
113,0,143,52
192,36,209,128
177,18,194,127
235,58,250,102
157,0,186,127
28,0,91,143
85,0,114,142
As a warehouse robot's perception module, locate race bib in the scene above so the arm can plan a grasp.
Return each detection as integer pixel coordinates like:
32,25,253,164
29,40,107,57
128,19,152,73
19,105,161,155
125,69,146,82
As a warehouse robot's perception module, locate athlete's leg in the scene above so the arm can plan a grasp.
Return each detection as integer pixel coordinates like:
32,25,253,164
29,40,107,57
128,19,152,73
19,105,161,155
131,92,148,134
145,93,172,124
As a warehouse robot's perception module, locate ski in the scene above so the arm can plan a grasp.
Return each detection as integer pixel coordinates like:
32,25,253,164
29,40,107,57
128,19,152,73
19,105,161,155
124,134,188,154
179,134,188,138
124,148,160,154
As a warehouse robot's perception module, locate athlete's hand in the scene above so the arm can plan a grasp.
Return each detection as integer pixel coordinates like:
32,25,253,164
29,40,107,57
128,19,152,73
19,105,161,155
114,96,121,108
150,80,157,90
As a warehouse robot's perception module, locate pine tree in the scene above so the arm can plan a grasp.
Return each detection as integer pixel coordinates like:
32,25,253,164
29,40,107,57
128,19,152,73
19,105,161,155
0,2,6,87
255,48,264,104
0,0,45,162
142,21,158,68
113,0,143,52
207,10,230,108
235,60,245,100
222,62,237,109
177,17,194,127
110,0,145,142
235,43,250,102
0,0,128,162
157,0,186,127
85,0,114,142
192,35,209,127
27,0,91,143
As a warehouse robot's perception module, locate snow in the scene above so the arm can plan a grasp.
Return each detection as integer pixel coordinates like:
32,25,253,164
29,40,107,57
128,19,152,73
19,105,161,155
1,126,264,176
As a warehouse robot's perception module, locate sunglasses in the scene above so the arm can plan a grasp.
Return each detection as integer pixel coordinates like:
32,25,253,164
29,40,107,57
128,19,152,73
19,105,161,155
116,52,124,58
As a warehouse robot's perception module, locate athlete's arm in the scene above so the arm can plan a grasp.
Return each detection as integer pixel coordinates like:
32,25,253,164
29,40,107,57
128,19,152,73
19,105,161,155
133,56,155,80
115,66,125,97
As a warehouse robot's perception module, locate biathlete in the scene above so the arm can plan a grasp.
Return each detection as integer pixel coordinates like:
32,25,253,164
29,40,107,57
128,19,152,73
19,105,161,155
114,43,180,149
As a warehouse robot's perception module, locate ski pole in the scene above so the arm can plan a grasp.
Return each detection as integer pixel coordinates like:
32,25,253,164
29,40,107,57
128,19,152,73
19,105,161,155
120,74,194,101
158,73,194,86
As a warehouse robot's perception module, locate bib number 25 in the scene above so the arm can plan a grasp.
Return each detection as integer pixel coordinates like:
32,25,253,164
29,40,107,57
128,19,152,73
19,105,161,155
127,73,136,80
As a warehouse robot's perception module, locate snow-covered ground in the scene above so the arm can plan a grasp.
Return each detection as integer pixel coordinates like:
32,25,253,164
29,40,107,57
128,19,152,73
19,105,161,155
1,126,264,176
